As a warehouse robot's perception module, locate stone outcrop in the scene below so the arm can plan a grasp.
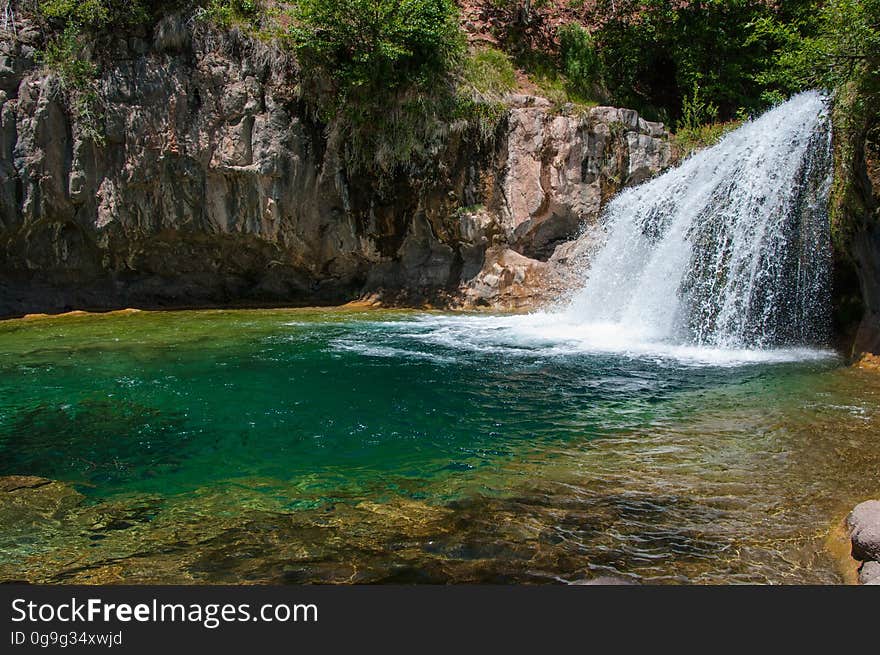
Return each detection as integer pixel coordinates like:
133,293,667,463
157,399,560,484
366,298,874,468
831,82,880,359
0,15,671,317
847,499,880,562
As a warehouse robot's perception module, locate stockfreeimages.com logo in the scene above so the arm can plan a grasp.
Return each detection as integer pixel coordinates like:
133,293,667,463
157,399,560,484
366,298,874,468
11,598,318,630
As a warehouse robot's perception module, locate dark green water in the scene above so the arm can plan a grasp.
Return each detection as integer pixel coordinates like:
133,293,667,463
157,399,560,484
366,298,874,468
1,308,878,584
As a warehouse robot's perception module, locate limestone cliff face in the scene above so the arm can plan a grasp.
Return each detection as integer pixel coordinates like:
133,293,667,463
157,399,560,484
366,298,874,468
0,16,672,317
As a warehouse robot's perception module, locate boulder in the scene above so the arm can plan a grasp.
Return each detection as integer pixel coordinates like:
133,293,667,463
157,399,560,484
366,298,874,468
858,560,880,584
846,500,880,562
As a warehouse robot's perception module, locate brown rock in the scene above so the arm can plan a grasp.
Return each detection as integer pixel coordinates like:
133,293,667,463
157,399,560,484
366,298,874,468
858,560,880,584
0,475,84,523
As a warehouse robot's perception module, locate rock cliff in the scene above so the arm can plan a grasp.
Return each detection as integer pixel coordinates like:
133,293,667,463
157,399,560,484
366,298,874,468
830,82,880,359
0,15,672,317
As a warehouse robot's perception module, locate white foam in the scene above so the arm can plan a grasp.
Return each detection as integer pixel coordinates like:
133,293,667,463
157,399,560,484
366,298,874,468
357,313,836,367
328,337,457,364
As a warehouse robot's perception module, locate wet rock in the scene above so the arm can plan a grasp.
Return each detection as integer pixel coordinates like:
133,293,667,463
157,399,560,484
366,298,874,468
499,103,670,262
858,560,880,584
462,246,565,310
847,500,880,561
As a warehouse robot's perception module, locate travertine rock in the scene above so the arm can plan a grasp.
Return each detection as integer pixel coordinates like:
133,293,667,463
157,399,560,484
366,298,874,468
0,16,672,316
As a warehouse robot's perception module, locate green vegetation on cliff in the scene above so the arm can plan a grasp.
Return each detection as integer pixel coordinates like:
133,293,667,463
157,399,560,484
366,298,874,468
17,1,879,176
286,0,476,174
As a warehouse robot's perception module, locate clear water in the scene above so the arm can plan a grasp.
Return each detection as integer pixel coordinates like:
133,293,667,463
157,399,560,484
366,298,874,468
1,308,878,584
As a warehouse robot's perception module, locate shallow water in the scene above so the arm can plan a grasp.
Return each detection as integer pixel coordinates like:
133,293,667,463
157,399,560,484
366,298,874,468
0,308,878,584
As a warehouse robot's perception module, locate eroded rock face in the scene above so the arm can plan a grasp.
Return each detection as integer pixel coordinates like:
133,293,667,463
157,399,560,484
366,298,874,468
498,96,669,262
0,16,671,316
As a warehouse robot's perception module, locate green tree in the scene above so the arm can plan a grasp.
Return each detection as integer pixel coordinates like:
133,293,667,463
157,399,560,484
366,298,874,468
288,0,463,114
287,0,468,174
588,0,819,124
558,23,603,103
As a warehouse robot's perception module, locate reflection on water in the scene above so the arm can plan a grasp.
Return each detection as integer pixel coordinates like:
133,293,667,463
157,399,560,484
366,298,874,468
0,308,877,584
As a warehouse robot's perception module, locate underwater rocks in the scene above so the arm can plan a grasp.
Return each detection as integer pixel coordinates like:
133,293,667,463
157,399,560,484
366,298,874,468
0,475,83,523
569,575,639,585
846,499,880,582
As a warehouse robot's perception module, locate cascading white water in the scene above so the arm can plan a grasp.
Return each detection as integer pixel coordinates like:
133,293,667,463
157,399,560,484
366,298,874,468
565,91,834,349
333,92,837,366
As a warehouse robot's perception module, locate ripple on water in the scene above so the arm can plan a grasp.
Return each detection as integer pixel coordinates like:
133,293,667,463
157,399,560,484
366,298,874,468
0,308,875,584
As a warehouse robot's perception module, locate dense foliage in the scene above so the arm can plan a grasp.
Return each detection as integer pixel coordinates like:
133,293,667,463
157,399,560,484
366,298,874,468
286,0,481,174
17,0,879,171
558,23,602,104
793,0,880,253
288,0,463,113
199,0,264,29
571,0,818,125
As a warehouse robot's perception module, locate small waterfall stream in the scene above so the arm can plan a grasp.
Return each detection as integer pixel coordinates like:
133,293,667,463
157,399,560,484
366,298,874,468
565,91,834,348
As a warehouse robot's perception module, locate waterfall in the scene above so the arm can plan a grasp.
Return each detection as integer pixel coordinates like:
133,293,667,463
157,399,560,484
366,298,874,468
564,91,834,349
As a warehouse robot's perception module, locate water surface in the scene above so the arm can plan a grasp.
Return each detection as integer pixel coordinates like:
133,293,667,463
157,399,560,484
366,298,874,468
0,308,877,584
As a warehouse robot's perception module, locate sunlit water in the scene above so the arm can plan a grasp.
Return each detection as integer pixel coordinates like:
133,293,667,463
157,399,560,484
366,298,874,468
1,308,878,584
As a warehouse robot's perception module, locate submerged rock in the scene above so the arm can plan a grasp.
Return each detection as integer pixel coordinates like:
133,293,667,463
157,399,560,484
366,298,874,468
570,575,639,586
846,500,880,562
0,475,83,523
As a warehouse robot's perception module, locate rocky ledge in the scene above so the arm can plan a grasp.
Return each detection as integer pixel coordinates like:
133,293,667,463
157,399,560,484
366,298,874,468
0,16,672,317
845,500,880,584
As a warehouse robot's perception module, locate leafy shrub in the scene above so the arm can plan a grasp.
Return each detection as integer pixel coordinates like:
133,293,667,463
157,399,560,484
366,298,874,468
199,0,264,29
288,0,463,114
287,0,473,174
37,0,149,30
38,24,96,89
558,23,602,103
678,82,718,133
674,120,741,159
